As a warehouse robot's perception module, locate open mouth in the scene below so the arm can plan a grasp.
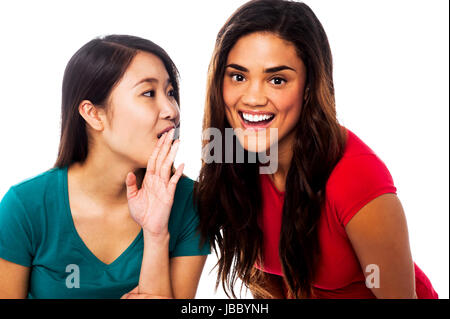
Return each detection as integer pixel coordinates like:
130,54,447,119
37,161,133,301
157,125,179,139
238,111,275,127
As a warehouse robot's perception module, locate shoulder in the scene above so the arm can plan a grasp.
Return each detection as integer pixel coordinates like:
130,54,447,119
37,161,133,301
0,167,64,230
0,168,63,264
5,167,63,210
171,175,196,218
174,175,194,194
173,175,195,207
9,167,62,198
326,129,397,226
169,175,211,257
327,129,395,188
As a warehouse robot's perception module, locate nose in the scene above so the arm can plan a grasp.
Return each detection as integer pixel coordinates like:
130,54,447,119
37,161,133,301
159,95,180,124
241,81,268,107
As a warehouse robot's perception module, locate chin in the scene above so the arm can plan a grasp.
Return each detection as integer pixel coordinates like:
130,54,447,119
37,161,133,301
238,137,273,154
234,127,276,151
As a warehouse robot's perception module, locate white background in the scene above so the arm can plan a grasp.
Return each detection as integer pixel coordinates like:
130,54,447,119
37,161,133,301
0,0,448,299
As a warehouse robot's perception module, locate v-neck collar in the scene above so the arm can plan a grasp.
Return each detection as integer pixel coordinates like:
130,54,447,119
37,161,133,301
60,166,143,269
261,173,285,197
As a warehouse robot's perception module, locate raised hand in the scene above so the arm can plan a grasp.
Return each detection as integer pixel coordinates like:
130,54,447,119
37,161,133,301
125,128,184,236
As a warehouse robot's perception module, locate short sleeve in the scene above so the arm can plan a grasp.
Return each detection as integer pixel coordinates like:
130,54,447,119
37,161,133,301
171,190,210,258
0,187,34,267
327,154,397,227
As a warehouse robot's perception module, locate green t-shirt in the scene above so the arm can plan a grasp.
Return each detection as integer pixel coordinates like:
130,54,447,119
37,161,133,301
0,166,209,299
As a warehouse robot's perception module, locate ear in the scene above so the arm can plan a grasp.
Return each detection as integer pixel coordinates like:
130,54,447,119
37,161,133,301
78,100,105,131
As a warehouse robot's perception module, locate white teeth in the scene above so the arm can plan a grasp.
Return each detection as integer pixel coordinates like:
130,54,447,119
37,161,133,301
242,112,274,122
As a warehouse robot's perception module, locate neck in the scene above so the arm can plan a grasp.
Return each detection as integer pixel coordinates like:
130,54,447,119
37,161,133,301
68,147,145,208
269,130,296,192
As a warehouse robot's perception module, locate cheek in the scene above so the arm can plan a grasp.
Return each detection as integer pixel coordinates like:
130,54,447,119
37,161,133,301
114,99,158,131
273,88,302,124
108,115,138,145
222,81,234,107
106,103,158,157
274,86,302,110
223,81,240,119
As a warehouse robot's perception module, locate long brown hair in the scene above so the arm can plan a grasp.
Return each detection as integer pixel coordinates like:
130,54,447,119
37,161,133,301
55,35,180,168
194,0,347,298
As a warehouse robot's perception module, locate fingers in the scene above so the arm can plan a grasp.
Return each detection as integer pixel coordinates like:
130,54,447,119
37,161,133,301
125,172,138,200
120,286,138,299
129,286,139,294
155,128,175,176
145,128,180,184
160,139,180,183
167,163,185,196
147,129,168,175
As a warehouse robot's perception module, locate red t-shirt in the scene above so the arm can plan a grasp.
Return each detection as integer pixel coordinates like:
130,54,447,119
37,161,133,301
256,128,438,299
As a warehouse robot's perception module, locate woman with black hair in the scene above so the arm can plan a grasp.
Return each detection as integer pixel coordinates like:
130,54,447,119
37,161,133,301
0,35,209,298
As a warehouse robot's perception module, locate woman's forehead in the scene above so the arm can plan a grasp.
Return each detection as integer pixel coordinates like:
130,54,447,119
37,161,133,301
226,32,304,71
120,51,170,88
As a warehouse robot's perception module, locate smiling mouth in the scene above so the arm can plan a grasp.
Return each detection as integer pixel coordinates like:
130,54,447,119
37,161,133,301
238,111,275,127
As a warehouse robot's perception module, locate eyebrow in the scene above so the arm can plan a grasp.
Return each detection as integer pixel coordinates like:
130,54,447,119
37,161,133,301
133,77,171,88
225,63,296,73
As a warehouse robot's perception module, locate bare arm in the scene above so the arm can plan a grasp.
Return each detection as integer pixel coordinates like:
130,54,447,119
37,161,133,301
169,255,207,298
0,258,30,298
138,231,173,297
345,193,417,299
122,254,207,299
125,128,187,298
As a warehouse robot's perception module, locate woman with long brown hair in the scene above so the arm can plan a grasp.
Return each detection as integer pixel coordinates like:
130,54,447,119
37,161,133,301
194,0,438,298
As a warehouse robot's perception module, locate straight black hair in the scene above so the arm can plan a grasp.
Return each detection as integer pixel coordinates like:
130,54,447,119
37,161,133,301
55,34,180,167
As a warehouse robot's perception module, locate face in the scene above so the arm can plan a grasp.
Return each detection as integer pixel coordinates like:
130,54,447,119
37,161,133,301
223,32,307,153
100,51,180,167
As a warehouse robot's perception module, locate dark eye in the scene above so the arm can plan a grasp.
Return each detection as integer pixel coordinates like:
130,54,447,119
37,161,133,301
168,89,175,97
231,74,245,82
270,77,286,85
143,90,155,97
